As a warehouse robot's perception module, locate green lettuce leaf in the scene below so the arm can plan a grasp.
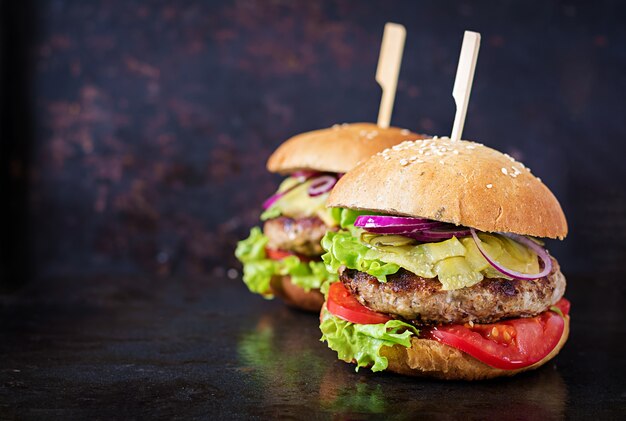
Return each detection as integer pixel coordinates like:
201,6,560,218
321,230,400,282
260,206,282,221
235,227,335,296
235,227,274,295
337,208,374,229
320,310,419,372
280,256,336,291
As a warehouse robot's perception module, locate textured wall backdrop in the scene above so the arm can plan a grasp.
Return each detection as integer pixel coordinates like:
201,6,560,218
2,0,625,284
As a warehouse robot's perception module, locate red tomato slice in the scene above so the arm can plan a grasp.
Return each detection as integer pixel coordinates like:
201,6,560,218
265,248,315,263
327,282,392,325
426,309,565,370
265,248,294,261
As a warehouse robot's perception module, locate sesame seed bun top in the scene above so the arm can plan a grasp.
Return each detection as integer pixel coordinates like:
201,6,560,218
326,137,568,239
266,123,426,174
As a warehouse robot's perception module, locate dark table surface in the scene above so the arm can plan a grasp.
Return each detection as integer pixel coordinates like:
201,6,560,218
1,274,625,420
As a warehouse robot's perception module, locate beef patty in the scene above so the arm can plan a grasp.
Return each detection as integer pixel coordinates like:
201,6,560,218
340,259,566,324
264,216,330,256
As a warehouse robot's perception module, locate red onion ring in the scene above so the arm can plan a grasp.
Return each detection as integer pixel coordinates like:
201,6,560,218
262,194,281,210
262,182,303,209
291,170,320,181
262,172,323,209
470,228,552,280
355,215,471,239
308,175,338,197
354,215,434,228
361,223,444,234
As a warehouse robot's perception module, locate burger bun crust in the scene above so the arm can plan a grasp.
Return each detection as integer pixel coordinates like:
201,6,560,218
327,137,567,239
270,275,325,312
267,123,425,174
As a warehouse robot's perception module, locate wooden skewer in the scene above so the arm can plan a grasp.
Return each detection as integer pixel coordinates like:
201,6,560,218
450,31,481,142
376,23,406,129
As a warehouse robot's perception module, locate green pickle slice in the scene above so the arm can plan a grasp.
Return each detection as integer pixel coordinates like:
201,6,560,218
262,176,334,224
435,256,484,290
360,229,542,290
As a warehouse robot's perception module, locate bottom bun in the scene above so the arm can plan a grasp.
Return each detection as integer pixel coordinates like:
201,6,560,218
270,275,325,312
379,315,570,380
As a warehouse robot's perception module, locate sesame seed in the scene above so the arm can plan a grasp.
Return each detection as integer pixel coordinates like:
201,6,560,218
341,122,348,127
400,159,409,166
501,168,508,175
400,129,410,135
416,159,424,163
332,124,340,129
486,184,493,189
453,150,459,155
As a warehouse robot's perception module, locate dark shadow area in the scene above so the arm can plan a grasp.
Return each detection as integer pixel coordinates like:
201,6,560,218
0,1,37,290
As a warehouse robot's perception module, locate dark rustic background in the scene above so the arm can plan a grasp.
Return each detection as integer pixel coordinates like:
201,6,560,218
2,0,626,286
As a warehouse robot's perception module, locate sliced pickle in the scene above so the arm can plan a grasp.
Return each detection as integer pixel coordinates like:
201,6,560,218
361,233,416,247
273,180,327,219
365,246,435,278
460,237,490,272
420,236,466,263
277,177,301,193
352,228,542,290
482,265,511,280
476,233,505,260
479,234,539,275
500,235,534,260
461,234,539,279
365,237,465,278
499,236,540,273
435,256,484,290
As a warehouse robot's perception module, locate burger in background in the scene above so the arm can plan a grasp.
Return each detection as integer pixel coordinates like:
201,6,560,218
319,137,570,379
235,123,425,312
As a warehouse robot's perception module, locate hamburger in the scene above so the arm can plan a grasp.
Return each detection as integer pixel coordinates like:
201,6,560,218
319,136,570,379
235,123,425,312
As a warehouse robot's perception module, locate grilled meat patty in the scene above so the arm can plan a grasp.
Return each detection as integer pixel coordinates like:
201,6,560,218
264,216,330,256
340,259,566,324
